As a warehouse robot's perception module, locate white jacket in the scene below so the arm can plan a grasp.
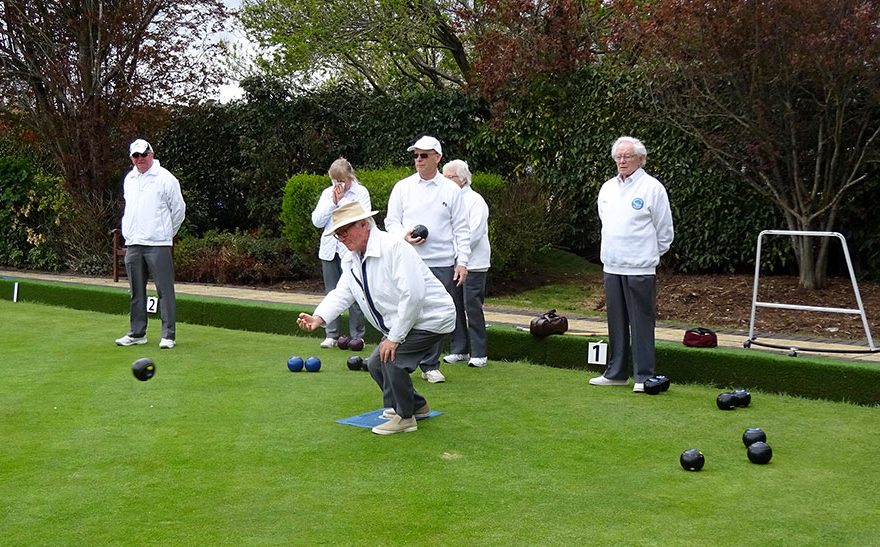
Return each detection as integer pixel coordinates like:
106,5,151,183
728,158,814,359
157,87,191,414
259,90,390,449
314,226,456,343
310,179,372,261
461,185,491,271
121,160,186,246
385,172,471,268
597,168,673,275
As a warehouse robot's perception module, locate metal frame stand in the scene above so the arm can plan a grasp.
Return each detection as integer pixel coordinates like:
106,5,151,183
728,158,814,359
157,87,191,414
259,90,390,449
743,230,878,356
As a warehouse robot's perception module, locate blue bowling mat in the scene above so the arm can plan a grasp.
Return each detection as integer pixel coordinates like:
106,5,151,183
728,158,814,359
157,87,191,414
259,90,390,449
336,408,443,429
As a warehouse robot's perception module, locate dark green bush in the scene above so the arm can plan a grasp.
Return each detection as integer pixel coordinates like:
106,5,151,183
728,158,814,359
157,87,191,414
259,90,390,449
174,230,312,285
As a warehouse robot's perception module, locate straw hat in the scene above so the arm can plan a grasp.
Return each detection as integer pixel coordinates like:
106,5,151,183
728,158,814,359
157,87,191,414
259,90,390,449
328,202,379,235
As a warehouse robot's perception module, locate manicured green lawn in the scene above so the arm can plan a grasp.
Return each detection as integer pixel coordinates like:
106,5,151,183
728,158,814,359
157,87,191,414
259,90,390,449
2,300,879,545
488,247,604,316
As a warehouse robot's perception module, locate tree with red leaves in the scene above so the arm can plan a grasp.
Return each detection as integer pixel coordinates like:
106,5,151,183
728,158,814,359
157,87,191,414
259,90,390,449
0,0,228,196
609,0,880,289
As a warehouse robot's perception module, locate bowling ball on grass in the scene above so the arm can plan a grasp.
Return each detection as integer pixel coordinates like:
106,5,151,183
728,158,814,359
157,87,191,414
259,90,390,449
132,358,156,381
747,442,773,464
287,356,305,372
347,356,363,371
305,356,322,372
680,449,705,471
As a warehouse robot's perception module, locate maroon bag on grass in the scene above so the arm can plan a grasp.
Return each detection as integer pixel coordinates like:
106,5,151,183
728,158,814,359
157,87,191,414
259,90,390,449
683,327,718,348
530,309,569,338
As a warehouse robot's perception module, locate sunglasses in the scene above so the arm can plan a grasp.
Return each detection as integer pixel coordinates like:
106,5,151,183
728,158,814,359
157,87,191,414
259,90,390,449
333,221,360,240
131,151,151,159
412,152,434,159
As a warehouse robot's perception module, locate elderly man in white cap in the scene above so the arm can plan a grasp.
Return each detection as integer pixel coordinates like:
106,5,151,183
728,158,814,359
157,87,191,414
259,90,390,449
115,138,186,349
297,202,456,435
384,135,470,384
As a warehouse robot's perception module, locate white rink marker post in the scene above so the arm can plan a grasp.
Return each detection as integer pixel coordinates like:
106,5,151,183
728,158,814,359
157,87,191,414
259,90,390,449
13,282,19,302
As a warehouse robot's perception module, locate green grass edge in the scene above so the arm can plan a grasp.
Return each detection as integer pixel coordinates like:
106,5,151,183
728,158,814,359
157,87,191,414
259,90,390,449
3,277,878,406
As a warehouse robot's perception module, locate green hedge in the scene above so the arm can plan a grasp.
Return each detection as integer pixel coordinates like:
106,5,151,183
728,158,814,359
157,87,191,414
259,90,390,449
3,277,878,406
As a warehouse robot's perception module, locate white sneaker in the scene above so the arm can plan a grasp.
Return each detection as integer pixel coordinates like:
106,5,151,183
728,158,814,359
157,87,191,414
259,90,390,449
380,408,396,420
319,337,337,348
633,383,645,393
468,357,488,368
421,369,446,383
116,334,147,346
588,376,628,386
443,353,470,363
159,338,175,349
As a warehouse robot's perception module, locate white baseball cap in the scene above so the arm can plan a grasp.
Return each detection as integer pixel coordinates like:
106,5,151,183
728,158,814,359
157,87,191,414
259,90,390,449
129,139,152,156
407,136,442,155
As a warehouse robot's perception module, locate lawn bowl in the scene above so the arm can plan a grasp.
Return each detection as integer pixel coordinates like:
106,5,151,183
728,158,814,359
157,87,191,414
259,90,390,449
346,355,363,371
132,358,156,381
680,449,705,471
644,377,665,395
305,356,322,372
348,338,365,351
337,335,351,350
732,389,752,408
716,392,737,410
411,224,428,240
747,442,773,464
287,356,304,372
742,428,767,447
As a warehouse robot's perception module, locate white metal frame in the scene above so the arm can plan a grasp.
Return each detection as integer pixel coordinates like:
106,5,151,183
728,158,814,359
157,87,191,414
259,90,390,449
744,230,878,355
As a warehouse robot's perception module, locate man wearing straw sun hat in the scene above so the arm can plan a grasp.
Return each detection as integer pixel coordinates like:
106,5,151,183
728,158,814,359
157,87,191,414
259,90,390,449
296,202,456,435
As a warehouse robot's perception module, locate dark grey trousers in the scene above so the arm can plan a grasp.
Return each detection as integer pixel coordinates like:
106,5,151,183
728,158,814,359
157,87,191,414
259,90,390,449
419,265,459,372
367,329,440,418
603,273,657,383
124,245,176,340
321,256,366,339
450,270,488,358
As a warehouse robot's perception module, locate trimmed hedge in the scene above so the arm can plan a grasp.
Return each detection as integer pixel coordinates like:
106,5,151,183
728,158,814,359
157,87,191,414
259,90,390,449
2,277,879,406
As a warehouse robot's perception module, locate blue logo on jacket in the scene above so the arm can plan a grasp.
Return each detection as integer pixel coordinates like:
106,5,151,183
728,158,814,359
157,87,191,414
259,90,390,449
631,198,644,210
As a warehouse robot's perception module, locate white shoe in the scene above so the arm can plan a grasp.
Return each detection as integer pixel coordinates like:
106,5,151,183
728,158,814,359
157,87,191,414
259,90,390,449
116,334,147,346
380,408,396,420
588,376,628,386
421,369,446,383
319,337,337,348
159,338,175,349
443,353,470,363
633,383,645,393
468,357,488,368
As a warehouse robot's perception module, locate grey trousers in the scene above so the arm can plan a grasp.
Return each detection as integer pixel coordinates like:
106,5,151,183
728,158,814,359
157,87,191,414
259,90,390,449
124,245,176,340
321,256,366,339
603,273,656,383
419,265,458,372
367,329,439,418
450,270,488,358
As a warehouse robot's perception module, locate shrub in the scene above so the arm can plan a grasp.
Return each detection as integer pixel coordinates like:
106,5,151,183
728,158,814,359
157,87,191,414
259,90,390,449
174,230,311,285
0,157,70,271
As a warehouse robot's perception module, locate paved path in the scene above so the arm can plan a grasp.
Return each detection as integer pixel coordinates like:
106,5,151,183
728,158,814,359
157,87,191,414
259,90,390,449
3,269,879,363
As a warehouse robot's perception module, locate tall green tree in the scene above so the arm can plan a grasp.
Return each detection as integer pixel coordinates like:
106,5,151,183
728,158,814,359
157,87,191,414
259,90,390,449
610,0,880,289
240,0,474,93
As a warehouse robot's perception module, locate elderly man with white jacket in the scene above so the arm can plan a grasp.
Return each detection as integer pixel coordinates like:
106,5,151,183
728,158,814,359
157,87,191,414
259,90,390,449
115,139,186,350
